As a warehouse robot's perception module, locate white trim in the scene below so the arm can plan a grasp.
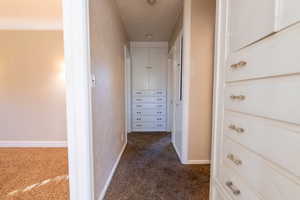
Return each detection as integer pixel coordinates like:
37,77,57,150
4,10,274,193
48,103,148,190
63,0,94,200
210,0,228,199
98,142,127,200
124,45,132,134
130,41,168,48
181,0,192,164
186,160,211,165
0,141,67,148
172,142,183,164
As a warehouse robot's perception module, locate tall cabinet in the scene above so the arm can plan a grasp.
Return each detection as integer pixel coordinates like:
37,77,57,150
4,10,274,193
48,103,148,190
211,0,300,199
130,42,168,132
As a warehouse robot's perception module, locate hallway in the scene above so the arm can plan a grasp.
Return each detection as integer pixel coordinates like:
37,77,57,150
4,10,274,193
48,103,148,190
105,133,210,200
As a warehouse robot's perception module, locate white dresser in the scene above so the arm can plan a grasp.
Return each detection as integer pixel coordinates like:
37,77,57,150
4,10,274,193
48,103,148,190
211,0,300,199
130,42,168,132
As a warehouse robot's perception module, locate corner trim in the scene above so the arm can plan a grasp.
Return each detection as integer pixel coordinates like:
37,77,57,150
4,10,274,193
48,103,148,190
172,142,183,164
98,142,127,200
0,141,67,148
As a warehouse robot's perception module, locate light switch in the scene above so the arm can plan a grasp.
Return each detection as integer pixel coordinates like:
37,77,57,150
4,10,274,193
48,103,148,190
91,74,96,88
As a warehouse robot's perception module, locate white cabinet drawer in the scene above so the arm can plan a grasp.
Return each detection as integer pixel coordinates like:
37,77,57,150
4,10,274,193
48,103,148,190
133,116,165,123
132,122,166,129
224,111,300,178
211,185,227,200
228,0,276,51
133,109,165,116
133,89,166,97
133,97,166,104
219,164,261,200
133,104,165,110
227,23,300,82
225,76,300,125
223,138,300,200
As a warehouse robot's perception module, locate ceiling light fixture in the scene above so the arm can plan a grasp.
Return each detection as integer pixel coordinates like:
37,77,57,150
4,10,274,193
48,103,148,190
147,0,157,6
145,34,153,40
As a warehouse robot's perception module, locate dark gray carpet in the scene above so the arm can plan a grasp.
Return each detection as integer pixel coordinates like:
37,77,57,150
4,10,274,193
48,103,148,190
104,133,210,200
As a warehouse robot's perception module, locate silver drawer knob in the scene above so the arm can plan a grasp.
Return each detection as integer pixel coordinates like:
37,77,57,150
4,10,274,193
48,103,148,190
227,153,243,166
231,61,247,69
228,124,244,133
230,95,246,101
226,181,241,196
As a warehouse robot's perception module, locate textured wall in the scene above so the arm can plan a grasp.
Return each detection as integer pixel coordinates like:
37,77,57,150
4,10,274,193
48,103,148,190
89,0,128,198
187,0,215,161
0,30,66,142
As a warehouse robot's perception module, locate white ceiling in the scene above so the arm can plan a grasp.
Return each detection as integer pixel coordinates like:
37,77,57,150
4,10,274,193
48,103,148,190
0,0,62,30
115,0,183,41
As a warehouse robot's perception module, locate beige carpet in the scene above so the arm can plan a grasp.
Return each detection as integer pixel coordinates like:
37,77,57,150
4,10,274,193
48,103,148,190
0,148,69,200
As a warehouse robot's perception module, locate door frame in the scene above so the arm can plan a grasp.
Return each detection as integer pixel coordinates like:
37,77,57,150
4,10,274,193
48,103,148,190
62,0,94,200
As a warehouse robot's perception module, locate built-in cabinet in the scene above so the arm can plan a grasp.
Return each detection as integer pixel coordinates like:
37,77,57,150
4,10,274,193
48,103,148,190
130,42,168,132
211,0,300,199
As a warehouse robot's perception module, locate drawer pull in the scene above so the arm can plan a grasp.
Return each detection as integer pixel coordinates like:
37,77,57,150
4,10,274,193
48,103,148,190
230,95,246,101
136,99,143,101
227,153,243,166
226,181,241,196
229,124,244,133
230,61,247,69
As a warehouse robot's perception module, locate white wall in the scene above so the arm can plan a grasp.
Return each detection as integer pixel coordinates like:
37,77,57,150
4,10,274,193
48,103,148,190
89,0,128,198
0,30,66,144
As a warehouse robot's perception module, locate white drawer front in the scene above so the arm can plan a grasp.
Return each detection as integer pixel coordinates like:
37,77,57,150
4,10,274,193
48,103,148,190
132,122,166,129
225,76,300,125
133,97,166,104
133,109,165,116
228,0,276,51
278,0,300,30
133,104,165,110
133,116,165,123
133,89,166,97
219,164,261,200
223,138,300,200
224,111,300,178
227,23,300,82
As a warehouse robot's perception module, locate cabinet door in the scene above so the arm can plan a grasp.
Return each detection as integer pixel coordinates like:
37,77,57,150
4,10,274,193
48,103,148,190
131,47,149,90
228,0,276,51
148,48,168,90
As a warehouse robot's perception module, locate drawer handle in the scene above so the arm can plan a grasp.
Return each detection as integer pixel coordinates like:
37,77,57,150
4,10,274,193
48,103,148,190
136,99,142,101
137,118,142,121
229,124,244,133
137,112,142,114
226,181,241,196
227,153,243,166
230,95,246,101
231,61,247,69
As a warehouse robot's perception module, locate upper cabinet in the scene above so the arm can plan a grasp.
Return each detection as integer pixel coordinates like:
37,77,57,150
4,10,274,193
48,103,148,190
131,43,168,91
228,0,300,52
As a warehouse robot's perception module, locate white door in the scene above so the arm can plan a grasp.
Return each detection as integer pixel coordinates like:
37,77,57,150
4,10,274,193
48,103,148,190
172,35,183,155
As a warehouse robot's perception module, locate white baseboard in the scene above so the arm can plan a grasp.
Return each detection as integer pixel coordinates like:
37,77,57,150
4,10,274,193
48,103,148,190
0,141,67,148
186,160,211,165
98,141,127,200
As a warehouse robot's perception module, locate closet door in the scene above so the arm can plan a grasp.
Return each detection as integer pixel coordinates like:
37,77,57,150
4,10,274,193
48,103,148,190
131,47,149,90
148,47,168,90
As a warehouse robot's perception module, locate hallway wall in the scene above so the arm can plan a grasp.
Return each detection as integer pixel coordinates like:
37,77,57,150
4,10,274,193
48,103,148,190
0,30,66,143
185,0,215,161
89,0,128,199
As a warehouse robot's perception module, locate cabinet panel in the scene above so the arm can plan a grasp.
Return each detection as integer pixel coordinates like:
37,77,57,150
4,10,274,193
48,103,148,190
131,47,149,90
277,0,300,30
228,0,276,51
